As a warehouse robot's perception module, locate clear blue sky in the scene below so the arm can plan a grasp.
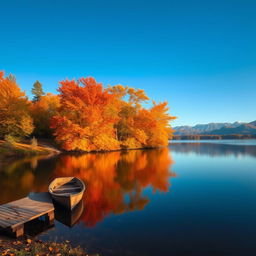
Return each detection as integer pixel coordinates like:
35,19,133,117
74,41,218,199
0,0,255,126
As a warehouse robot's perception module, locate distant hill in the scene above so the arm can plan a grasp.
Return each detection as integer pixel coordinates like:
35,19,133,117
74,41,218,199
174,121,256,136
208,121,256,135
174,122,245,135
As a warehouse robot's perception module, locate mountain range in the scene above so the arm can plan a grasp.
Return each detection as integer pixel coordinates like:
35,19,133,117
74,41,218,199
174,121,256,135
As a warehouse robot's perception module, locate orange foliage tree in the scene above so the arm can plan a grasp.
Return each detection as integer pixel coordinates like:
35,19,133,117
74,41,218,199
51,78,176,151
51,77,120,151
30,93,60,137
108,85,176,149
0,71,34,138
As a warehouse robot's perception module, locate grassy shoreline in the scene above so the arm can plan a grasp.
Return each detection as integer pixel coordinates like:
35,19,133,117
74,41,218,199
0,140,61,157
0,139,163,158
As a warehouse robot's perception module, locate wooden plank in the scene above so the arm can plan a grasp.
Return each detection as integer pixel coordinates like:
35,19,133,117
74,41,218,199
0,219,10,228
0,206,33,218
0,212,28,225
0,211,27,222
0,207,21,217
0,218,18,226
0,211,22,222
0,212,24,223
8,203,53,213
5,207,38,217
0,217,17,227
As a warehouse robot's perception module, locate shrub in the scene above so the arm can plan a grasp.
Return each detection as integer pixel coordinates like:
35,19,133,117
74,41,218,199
31,136,38,148
4,134,16,147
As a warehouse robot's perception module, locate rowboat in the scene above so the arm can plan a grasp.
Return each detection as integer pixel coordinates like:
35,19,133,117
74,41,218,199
48,177,85,210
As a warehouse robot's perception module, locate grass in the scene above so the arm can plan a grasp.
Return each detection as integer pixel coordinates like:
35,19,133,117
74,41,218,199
0,140,60,156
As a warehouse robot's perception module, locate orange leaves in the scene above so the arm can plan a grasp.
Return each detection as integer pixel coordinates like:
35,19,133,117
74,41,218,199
59,77,113,112
52,77,119,151
50,76,176,151
51,115,90,151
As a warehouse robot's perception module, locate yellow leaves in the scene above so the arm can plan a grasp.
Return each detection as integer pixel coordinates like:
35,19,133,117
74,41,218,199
0,71,34,138
26,239,32,244
93,134,120,151
19,114,34,135
127,87,149,107
133,129,148,146
107,84,127,99
123,137,142,149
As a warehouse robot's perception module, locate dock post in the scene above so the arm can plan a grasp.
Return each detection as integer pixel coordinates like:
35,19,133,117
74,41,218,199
12,224,24,238
46,211,55,226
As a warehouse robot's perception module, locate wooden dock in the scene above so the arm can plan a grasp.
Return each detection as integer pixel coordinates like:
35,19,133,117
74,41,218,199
0,193,54,237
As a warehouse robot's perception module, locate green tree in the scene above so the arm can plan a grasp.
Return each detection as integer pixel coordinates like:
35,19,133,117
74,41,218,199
31,80,44,101
7,73,16,82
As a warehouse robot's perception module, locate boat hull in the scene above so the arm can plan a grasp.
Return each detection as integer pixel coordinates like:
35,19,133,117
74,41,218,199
51,193,83,210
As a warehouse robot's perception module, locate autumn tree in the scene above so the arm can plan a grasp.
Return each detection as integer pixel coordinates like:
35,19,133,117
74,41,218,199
32,80,44,102
134,102,176,147
51,78,176,151
107,85,150,148
0,71,34,138
108,84,176,149
51,77,120,151
30,93,60,137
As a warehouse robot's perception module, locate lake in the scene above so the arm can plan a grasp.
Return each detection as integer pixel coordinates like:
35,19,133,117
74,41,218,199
1,140,256,256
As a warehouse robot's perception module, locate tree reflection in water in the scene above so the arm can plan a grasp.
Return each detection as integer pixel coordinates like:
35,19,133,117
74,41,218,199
53,148,175,226
0,148,175,227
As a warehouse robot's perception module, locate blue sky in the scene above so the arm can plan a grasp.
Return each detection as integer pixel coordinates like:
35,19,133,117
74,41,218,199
0,0,255,126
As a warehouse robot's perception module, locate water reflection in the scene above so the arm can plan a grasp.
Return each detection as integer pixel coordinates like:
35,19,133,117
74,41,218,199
170,142,256,158
54,200,84,228
53,148,175,226
2,141,256,255
0,155,57,204
0,148,175,227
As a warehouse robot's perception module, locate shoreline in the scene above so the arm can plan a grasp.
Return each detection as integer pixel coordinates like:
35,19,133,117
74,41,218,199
0,139,166,158
1,135,255,159
0,235,91,256
0,139,61,157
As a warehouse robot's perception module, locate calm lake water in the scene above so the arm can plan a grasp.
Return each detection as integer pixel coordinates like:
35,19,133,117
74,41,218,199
1,140,256,256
